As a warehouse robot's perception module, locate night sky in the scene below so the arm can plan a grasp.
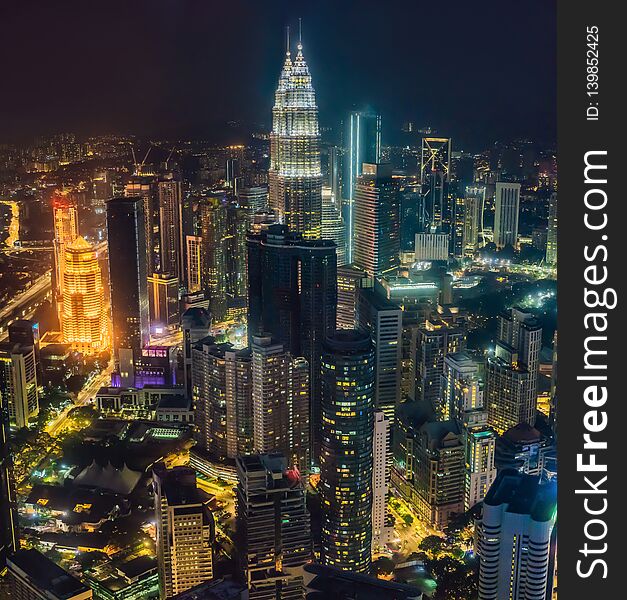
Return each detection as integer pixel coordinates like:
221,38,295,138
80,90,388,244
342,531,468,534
1,0,556,149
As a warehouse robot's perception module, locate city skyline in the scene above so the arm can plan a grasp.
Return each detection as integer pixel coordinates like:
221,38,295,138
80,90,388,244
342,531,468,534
0,6,558,600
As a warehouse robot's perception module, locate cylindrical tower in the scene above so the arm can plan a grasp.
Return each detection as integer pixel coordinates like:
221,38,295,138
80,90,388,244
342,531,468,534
320,330,375,573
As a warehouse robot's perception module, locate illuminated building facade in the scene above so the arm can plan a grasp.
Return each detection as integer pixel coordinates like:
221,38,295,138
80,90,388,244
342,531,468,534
61,236,108,355
546,191,557,265
442,351,483,424
251,334,310,470
463,185,486,256
247,224,337,463
343,110,382,263
413,318,467,418
321,186,346,266
236,453,311,600
0,342,39,428
269,37,323,239
153,464,214,599
353,163,400,278
0,378,18,569
464,426,497,509
336,265,367,330
494,182,521,249
420,137,451,233
478,471,556,600
486,308,541,434
320,330,375,574
52,195,79,326
192,336,252,462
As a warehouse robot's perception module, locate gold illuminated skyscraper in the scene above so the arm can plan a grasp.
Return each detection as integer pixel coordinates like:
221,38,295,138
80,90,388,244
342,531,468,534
52,195,79,325
269,31,323,238
61,236,109,355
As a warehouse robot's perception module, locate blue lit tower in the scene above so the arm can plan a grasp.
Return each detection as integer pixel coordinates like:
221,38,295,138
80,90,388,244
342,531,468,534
269,30,323,239
320,330,375,573
343,111,382,263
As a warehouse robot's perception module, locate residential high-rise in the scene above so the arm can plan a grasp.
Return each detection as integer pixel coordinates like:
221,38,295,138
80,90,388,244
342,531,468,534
191,336,252,462
247,224,336,462
52,195,79,326
420,137,451,232
371,410,392,552
0,342,39,428
486,308,541,434
251,334,310,470
6,549,92,600
342,110,382,263
0,378,17,570
353,163,400,278
321,186,346,266
320,331,375,574
463,185,485,255
494,182,521,249
106,196,150,387
236,453,312,600
61,236,108,355
269,36,323,239
477,470,557,600
450,194,466,258
464,426,497,510
546,192,557,265
156,175,183,279
153,464,214,599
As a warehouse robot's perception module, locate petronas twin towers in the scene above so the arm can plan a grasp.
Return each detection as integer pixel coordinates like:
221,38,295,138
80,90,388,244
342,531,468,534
269,33,323,239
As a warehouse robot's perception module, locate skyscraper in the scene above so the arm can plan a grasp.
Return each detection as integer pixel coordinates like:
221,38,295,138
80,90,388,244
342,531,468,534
477,470,557,600
486,308,542,434
413,317,467,418
320,331,375,574
192,336,239,462
61,236,108,355
336,265,368,330
321,186,346,266
106,196,150,387
546,192,557,265
236,453,312,600
420,137,451,232
247,224,337,462
269,35,323,239
153,464,214,599
356,287,403,425
198,195,228,322
464,426,497,510
0,376,17,570
343,110,382,263
0,342,39,428
371,410,392,551
463,185,485,256
251,334,310,470
353,163,400,278
442,351,483,424
52,195,79,327
494,182,521,249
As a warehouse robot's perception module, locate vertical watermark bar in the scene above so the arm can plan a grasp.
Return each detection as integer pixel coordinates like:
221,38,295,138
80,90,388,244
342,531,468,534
558,1,622,597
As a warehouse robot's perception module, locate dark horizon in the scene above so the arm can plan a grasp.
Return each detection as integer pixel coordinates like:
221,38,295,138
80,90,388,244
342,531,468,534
1,0,556,150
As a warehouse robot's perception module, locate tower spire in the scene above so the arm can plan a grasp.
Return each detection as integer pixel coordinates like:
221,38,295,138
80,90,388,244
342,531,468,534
298,18,302,48
286,25,290,56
